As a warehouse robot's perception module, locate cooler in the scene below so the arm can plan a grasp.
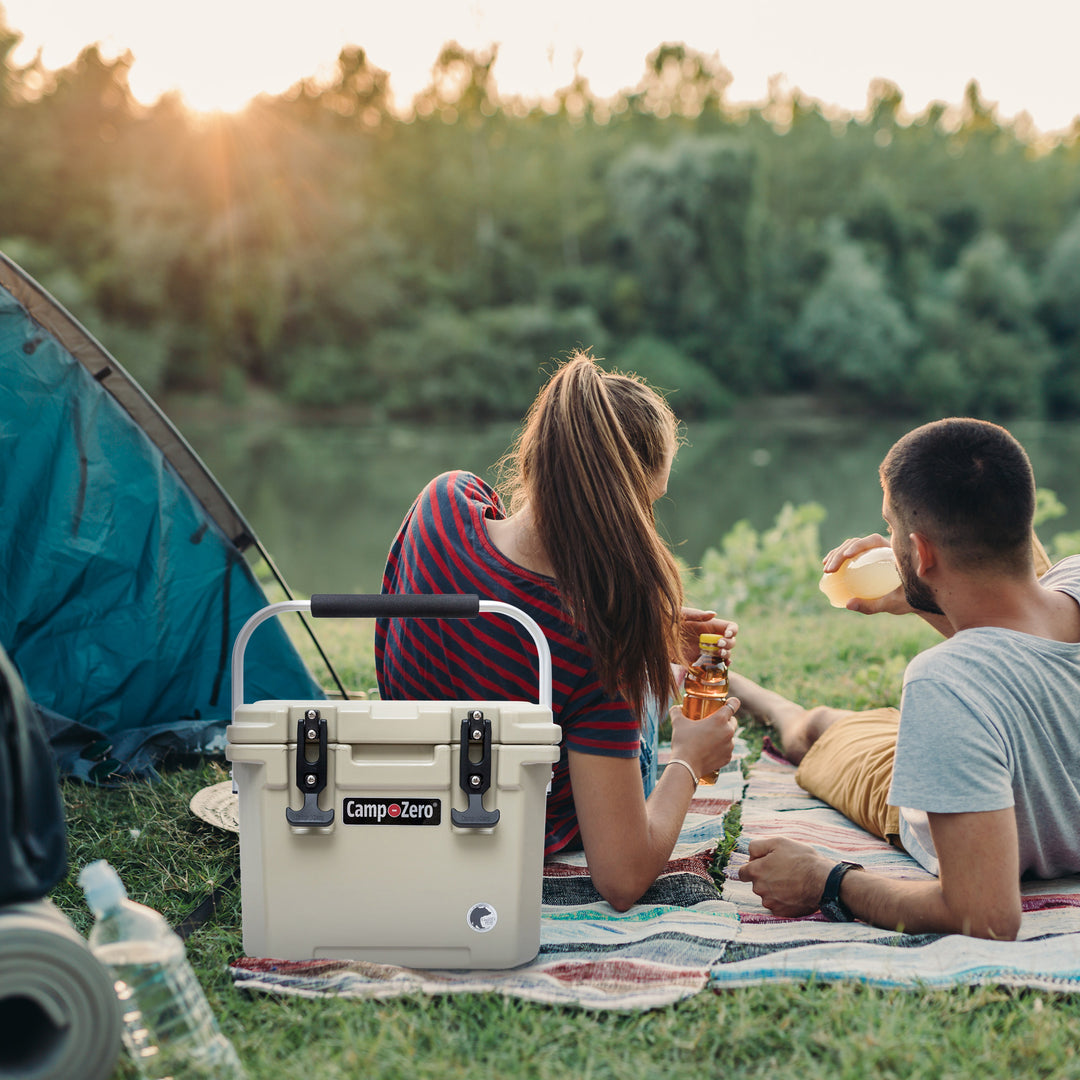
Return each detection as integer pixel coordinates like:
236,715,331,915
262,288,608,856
226,593,562,969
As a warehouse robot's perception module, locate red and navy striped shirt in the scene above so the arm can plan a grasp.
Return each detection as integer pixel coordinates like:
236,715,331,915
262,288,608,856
375,470,641,855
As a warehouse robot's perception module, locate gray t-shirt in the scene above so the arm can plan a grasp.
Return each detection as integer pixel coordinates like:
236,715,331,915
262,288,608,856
888,556,1080,878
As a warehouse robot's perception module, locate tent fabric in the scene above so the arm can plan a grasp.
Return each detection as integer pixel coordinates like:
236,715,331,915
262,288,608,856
0,252,325,778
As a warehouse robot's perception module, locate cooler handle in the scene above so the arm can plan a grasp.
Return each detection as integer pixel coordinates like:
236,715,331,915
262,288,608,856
230,595,553,715
310,593,480,619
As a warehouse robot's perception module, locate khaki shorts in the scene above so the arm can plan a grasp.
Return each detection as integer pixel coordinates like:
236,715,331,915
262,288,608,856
794,708,902,844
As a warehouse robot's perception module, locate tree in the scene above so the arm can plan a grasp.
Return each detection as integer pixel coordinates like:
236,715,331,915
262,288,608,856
1040,210,1080,340
609,135,761,382
1039,211,1080,413
279,46,392,130
627,43,733,121
786,223,919,405
917,233,1054,417
12,45,137,249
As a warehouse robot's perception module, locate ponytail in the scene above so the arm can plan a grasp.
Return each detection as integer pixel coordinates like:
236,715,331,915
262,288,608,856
499,353,683,715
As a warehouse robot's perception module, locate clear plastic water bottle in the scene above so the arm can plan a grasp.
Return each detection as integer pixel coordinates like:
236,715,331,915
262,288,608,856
79,860,246,1079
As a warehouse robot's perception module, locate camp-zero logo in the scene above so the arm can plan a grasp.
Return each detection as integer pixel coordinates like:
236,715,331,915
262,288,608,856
342,797,441,825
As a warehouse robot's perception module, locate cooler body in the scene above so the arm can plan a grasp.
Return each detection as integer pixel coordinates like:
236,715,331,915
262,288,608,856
227,698,560,969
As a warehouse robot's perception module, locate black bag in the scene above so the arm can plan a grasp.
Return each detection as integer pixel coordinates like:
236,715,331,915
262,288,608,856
0,643,67,904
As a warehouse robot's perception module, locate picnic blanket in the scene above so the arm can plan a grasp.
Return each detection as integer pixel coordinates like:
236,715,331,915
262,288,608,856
229,750,747,1011
712,740,1080,992
228,735,1080,1009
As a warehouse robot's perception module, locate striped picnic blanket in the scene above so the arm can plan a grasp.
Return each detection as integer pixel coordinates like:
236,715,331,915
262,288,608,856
230,751,747,1011
712,740,1080,992
229,737,1080,1008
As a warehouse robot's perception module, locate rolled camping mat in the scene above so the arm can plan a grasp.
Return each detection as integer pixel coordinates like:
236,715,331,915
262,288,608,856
0,899,121,1080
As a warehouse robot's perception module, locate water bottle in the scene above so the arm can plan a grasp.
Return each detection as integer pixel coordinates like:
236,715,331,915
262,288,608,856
79,860,246,1079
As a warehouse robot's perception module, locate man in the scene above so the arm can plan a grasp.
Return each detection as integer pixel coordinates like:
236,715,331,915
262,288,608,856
733,417,1080,940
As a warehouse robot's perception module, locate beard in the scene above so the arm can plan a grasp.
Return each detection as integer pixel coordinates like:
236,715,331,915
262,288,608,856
896,543,945,616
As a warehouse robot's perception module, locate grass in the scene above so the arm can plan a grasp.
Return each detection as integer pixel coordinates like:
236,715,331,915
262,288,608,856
50,600,1080,1080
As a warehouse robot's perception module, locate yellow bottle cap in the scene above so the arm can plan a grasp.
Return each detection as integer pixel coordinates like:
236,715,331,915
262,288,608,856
699,633,722,645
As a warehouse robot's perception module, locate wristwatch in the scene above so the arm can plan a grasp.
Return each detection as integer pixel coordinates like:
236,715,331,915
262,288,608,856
818,861,863,922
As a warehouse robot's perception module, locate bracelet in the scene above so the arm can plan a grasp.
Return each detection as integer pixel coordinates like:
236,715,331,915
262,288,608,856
666,758,698,786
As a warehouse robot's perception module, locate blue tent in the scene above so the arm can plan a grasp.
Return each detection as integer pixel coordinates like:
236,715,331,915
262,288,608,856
0,252,332,781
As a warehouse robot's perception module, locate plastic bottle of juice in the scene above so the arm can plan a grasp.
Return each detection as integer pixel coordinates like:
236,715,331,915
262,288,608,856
682,633,729,784
819,547,902,608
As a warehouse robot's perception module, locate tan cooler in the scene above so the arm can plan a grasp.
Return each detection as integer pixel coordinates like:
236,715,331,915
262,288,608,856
226,593,561,969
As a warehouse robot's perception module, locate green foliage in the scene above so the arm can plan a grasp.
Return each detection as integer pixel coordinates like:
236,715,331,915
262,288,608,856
608,135,762,382
1039,212,1080,415
785,225,920,405
689,501,828,617
615,334,733,417
95,318,173,396
281,342,373,408
912,233,1055,417
1037,487,1080,562
1034,488,1068,528
363,303,607,419
1050,531,1080,561
1041,210,1080,339
2,7,1080,421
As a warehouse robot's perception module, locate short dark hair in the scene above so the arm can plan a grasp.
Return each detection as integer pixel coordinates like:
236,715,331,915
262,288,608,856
880,418,1035,569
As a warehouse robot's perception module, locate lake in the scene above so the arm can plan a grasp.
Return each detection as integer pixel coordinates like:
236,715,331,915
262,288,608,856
168,402,1080,597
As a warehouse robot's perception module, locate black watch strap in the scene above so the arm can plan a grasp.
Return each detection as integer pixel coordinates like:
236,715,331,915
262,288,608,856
819,860,863,922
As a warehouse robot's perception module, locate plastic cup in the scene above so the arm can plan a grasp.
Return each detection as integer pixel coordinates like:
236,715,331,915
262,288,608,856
819,547,902,608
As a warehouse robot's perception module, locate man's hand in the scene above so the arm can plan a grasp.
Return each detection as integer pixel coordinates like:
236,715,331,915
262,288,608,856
737,836,834,917
739,810,1023,938
822,534,912,616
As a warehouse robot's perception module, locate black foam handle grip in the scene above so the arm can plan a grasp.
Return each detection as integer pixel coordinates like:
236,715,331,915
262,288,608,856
309,593,481,620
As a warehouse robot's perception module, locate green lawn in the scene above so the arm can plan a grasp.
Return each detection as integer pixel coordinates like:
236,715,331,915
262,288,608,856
50,594,1080,1079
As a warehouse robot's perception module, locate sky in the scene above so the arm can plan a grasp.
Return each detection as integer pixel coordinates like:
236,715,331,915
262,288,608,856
4,0,1079,134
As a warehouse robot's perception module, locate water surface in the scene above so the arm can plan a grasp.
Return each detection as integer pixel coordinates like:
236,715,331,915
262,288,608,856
170,407,1080,597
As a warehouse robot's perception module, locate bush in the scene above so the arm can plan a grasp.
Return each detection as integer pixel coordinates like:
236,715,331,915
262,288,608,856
785,227,919,405
614,335,733,418
282,342,375,408
687,501,827,616
362,302,609,419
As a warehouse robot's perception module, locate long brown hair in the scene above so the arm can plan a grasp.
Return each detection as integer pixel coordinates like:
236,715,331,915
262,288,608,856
499,352,684,715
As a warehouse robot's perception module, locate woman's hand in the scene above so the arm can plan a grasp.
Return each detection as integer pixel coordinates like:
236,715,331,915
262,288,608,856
570,694,741,912
668,696,741,781
678,607,737,666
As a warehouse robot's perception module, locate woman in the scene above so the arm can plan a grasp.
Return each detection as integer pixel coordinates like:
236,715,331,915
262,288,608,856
375,353,740,910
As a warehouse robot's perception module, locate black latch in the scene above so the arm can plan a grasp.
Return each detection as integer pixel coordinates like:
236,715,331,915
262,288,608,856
451,709,500,828
286,708,334,827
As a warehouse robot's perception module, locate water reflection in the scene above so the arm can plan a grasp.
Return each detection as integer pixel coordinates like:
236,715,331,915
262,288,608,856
170,409,1080,597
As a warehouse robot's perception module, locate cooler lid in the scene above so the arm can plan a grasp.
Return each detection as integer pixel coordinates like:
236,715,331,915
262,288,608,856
228,700,560,746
